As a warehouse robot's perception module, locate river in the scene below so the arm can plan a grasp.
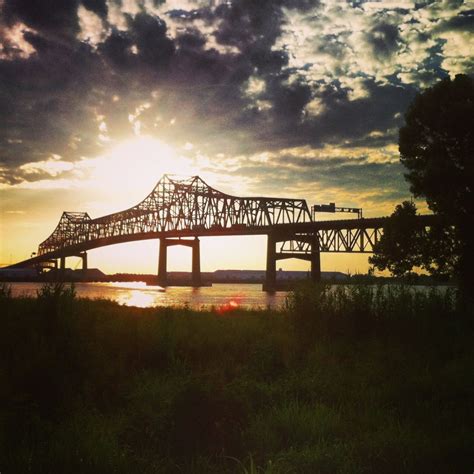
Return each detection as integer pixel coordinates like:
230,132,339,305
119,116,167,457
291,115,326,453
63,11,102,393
5,282,289,309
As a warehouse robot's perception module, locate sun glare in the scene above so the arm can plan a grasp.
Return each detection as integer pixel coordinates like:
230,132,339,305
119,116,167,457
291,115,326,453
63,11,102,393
87,137,196,206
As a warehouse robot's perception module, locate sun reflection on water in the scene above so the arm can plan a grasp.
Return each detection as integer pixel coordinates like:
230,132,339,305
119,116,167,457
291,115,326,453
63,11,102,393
117,289,157,308
7,282,288,309
105,281,165,308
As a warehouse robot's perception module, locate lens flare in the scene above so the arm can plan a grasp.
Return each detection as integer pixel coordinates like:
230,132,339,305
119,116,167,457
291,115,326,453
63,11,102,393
216,297,241,314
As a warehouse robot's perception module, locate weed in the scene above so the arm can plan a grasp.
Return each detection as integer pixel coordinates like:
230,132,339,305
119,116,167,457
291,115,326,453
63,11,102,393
0,286,472,473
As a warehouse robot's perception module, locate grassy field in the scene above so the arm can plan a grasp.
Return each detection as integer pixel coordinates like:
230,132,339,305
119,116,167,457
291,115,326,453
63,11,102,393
0,282,473,473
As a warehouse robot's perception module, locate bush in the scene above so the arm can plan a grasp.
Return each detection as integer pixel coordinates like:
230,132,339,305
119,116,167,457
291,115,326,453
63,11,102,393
37,281,76,302
0,282,12,299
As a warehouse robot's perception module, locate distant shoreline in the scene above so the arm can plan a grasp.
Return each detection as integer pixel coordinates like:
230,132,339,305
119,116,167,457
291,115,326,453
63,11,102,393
0,268,453,287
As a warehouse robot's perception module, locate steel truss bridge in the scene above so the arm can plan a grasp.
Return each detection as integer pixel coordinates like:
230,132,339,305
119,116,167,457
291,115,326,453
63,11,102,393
8,175,437,290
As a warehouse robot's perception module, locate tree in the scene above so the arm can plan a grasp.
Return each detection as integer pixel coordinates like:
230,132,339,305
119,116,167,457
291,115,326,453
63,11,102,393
399,74,474,220
398,74,474,290
369,201,459,279
369,201,423,277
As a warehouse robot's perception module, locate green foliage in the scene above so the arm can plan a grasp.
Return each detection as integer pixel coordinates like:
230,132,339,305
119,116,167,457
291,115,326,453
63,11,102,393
399,74,474,219
287,281,462,342
399,74,474,290
0,282,12,299
369,201,423,277
36,281,76,301
0,288,472,473
369,201,458,278
421,221,459,277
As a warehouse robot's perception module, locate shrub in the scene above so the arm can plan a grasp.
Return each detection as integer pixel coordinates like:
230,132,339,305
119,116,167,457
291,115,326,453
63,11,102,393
0,282,12,299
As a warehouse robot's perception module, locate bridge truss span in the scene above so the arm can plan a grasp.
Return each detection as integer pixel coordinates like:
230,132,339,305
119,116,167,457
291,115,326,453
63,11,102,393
8,175,439,290
37,175,312,257
280,226,384,254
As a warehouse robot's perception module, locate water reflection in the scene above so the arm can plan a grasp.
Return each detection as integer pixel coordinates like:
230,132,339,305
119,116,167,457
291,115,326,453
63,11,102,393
117,290,157,308
7,282,288,309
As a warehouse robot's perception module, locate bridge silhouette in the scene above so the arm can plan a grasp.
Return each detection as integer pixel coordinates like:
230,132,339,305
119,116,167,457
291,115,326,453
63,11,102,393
8,175,437,290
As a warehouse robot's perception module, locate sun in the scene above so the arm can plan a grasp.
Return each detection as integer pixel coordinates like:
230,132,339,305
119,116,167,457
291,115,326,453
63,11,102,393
86,136,197,207
106,136,195,182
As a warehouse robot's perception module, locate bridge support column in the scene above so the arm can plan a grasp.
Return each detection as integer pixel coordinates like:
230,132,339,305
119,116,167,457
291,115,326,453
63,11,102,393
192,237,201,287
58,256,66,279
310,234,321,282
158,238,167,287
81,252,88,272
265,233,277,292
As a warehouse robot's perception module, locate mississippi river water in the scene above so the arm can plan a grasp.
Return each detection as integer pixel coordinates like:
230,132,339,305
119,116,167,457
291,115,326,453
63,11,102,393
6,282,289,309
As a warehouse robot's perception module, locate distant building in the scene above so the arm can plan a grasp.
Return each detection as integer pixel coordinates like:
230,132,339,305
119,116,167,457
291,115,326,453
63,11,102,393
0,268,37,280
212,269,348,282
61,268,107,280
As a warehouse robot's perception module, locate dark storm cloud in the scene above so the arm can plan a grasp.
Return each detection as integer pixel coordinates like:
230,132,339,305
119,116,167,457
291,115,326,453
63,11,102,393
129,13,175,67
3,0,80,38
273,154,368,169
236,78,415,153
213,0,283,50
302,161,405,195
99,13,175,72
0,33,105,172
365,22,400,60
437,8,474,33
82,0,108,19
312,80,417,142
315,34,347,60
264,77,313,134
0,0,472,199
226,153,408,205
0,6,179,181
338,129,399,149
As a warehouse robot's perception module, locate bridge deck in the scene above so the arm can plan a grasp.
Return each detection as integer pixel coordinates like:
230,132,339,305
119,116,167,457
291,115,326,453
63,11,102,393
7,214,438,269
5,176,439,271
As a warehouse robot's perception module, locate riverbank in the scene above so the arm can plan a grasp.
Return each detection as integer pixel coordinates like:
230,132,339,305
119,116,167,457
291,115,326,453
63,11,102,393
0,283,472,473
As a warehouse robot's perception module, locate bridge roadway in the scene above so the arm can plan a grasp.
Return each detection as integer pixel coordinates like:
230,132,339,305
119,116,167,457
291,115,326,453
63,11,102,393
6,175,438,290
7,215,438,290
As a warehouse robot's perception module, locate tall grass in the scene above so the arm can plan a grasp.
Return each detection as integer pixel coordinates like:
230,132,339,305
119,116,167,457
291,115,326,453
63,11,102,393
287,281,459,334
0,282,472,473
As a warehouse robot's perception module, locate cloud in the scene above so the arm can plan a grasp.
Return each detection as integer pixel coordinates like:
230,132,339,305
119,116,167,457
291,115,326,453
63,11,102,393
77,4,108,46
365,22,400,60
0,0,472,215
2,0,81,39
0,20,36,59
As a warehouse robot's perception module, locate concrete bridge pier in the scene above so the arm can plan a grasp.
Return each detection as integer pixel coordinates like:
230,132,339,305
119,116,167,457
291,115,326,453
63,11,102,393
158,237,202,287
158,238,168,287
79,252,88,276
191,237,201,287
56,255,66,279
57,253,88,277
265,232,321,291
265,232,277,292
310,234,321,282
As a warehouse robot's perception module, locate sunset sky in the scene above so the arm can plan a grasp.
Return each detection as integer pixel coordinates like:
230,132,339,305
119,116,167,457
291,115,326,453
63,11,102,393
1,0,473,274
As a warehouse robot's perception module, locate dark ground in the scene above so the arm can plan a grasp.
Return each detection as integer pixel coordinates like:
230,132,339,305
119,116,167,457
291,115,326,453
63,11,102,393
0,282,472,473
